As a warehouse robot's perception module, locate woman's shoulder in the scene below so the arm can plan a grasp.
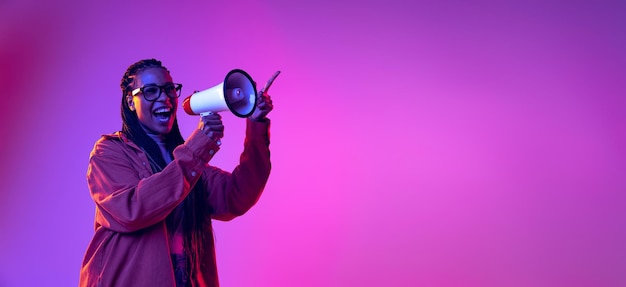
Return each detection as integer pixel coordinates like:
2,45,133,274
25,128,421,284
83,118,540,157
90,132,137,156
94,131,123,148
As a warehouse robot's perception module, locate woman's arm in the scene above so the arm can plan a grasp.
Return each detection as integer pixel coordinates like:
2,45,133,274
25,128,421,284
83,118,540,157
203,119,272,221
87,129,219,233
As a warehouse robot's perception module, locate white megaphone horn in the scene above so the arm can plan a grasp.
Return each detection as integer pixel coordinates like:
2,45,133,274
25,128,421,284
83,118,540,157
183,69,257,117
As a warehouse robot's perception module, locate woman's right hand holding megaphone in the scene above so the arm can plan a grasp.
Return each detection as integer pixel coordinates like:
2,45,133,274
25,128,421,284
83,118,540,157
199,113,224,145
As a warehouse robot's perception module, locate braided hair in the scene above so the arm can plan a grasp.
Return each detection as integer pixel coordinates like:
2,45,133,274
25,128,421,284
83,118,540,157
120,58,210,283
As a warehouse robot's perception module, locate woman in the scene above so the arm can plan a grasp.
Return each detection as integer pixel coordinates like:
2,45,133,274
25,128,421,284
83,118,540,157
79,59,272,287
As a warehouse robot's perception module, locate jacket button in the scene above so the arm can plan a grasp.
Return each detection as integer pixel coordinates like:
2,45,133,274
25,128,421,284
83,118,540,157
209,150,215,155
191,171,197,177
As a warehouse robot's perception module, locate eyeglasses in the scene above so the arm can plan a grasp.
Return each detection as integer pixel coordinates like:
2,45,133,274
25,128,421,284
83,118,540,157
131,83,183,101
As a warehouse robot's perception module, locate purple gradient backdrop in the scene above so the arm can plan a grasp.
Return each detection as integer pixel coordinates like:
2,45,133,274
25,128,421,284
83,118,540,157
1,0,625,286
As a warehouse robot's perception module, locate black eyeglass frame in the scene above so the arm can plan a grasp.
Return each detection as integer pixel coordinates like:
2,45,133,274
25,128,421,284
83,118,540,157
131,83,183,101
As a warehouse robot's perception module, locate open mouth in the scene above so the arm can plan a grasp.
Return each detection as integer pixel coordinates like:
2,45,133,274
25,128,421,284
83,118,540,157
153,107,172,122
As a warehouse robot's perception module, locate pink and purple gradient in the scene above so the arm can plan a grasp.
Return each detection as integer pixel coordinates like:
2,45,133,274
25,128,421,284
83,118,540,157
1,0,625,286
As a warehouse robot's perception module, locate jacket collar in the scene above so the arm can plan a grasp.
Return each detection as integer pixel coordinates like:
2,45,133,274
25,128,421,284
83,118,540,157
102,131,143,152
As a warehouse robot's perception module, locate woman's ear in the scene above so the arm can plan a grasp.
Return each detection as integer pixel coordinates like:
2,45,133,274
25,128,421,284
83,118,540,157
126,95,135,111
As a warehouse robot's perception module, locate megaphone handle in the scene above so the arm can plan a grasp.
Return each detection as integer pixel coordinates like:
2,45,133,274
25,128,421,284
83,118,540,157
261,70,281,94
200,111,214,116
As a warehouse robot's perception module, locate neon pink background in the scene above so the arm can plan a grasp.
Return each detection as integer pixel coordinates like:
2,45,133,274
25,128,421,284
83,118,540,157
1,0,625,286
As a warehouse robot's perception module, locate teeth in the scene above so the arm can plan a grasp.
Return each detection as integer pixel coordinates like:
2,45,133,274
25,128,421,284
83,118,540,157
154,107,171,113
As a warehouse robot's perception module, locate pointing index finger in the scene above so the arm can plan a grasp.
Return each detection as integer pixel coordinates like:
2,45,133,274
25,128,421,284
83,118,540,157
261,70,281,94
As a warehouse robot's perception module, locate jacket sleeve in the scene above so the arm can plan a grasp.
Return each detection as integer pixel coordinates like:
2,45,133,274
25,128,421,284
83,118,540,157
203,119,272,221
87,129,220,233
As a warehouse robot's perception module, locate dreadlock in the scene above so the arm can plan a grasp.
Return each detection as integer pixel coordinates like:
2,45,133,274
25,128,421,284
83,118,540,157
120,58,211,283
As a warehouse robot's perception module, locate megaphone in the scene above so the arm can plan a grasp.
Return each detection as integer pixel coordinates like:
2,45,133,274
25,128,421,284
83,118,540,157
183,69,257,117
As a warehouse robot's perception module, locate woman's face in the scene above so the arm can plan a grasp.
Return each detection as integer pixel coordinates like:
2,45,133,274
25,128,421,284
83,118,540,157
127,67,178,136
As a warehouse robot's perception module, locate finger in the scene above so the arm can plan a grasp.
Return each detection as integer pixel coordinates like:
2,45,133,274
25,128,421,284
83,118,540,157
204,120,224,128
204,120,224,129
209,126,224,133
258,91,271,99
260,95,272,105
201,112,221,118
206,124,224,134
202,116,223,123
262,71,281,94
203,120,224,127
258,99,274,109
259,95,273,104
259,99,273,109
201,116,222,123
